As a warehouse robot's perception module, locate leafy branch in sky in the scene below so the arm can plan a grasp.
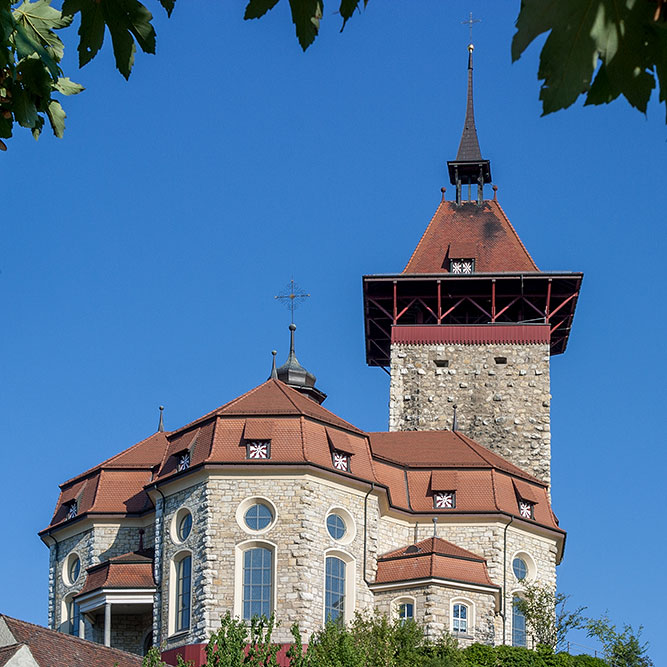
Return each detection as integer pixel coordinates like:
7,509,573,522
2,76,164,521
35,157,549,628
1,0,666,151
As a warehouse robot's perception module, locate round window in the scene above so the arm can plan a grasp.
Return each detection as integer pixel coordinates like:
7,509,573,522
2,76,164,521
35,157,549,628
178,512,192,541
244,503,273,531
513,557,528,580
326,513,346,540
68,555,80,584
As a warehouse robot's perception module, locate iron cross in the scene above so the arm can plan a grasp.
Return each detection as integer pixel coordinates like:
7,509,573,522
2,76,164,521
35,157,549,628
275,278,310,324
462,12,481,43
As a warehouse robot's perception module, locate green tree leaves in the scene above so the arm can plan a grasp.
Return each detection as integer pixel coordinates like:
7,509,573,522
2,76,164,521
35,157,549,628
512,0,667,118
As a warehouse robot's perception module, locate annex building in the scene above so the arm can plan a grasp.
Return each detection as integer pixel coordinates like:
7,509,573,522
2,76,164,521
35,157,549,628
39,45,582,661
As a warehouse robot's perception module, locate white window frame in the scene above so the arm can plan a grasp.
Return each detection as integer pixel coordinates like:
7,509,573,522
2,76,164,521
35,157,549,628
324,506,356,545
63,551,82,587
450,597,475,636
168,549,193,636
234,539,277,620
235,496,278,536
323,548,355,626
392,596,416,623
62,593,83,637
510,550,536,583
511,590,528,647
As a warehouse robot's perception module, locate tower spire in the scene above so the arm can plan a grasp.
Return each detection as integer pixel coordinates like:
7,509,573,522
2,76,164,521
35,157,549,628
447,40,491,206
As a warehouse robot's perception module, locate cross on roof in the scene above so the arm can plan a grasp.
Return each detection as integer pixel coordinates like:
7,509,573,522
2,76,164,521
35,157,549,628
275,278,310,323
462,12,481,43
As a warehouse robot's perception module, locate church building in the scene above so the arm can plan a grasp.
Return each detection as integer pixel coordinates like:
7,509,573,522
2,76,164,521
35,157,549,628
39,44,582,661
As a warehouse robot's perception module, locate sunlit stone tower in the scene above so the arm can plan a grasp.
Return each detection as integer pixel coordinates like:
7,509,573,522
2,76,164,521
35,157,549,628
362,45,582,485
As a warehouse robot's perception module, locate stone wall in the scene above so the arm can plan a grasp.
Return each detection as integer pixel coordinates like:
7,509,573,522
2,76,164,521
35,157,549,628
373,585,496,644
389,342,552,484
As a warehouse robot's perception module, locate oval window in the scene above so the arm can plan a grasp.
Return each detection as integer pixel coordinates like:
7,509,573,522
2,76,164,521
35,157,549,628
178,512,192,541
68,555,80,584
513,557,528,580
244,503,273,531
326,514,346,540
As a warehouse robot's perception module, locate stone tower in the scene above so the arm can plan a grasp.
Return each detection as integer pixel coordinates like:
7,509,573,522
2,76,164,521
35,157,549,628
362,46,582,486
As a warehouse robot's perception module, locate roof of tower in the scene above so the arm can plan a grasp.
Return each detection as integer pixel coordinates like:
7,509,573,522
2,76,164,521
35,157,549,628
274,324,327,404
447,44,491,186
403,199,538,273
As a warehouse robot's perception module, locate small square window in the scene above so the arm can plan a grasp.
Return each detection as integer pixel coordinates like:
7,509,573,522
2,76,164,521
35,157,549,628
246,440,270,459
449,258,475,274
518,500,534,520
434,491,456,509
434,359,449,368
494,357,507,365
177,452,191,472
332,450,350,472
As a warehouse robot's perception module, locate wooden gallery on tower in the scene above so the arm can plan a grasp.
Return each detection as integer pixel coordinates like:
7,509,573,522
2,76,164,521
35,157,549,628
39,45,582,662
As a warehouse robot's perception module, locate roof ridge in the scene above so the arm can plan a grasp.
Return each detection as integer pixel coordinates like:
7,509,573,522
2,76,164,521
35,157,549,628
403,201,446,273
58,431,167,488
0,615,142,659
490,199,539,271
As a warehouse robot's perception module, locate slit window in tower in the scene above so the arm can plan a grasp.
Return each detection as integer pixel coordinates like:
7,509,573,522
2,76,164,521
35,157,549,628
332,451,350,472
434,359,449,368
246,441,270,460
449,258,475,274
434,491,456,509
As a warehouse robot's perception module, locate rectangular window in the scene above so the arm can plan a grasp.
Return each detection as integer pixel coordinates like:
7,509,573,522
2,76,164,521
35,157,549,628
398,602,414,624
325,556,346,623
68,599,80,636
512,598,527,646
176,555,191,631
243,547,272,619
453,603,468,634
449,258,475,274
434,491,456,509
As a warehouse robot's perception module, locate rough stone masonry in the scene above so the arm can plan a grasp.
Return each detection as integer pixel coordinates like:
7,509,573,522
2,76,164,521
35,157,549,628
389,342,552,485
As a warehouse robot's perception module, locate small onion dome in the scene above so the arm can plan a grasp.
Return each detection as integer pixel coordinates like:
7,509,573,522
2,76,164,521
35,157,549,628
276,324,327,404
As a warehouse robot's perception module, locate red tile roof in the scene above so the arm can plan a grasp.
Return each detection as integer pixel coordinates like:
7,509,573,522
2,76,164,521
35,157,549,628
77,551,155,596
0,615,142,667
375,537,498,589
403,200,538,274
44,379,562,537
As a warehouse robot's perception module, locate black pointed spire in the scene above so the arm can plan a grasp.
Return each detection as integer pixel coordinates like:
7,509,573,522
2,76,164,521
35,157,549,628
447,44,492,206
269,350,278,379
275,324,327,404
158,405,165,433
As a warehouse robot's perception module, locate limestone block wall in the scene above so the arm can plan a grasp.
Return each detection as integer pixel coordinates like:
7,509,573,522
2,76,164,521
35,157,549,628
157,482,209,649
51,529,93,633
373,585,495,644
389,342,552,484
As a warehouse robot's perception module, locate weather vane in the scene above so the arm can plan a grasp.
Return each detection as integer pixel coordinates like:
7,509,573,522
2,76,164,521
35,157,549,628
275,278,310,324
462,12,481,43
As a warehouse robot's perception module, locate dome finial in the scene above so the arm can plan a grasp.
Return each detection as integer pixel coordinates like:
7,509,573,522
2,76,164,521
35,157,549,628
269,350,278,379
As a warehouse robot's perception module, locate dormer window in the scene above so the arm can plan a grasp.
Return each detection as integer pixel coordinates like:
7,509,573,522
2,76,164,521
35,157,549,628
66,501,78,520
246,440,270,460
434,491,456,509
449,258,475,274
518,499,534,519
177,452,191,472
332,451,350,472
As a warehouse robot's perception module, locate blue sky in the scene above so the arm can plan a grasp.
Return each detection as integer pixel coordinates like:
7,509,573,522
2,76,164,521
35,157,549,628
2,1,665,663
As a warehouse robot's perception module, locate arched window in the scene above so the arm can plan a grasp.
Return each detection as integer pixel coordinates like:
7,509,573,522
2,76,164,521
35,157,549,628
452,603,468,634
398,601,414,623
325,556,346,623
174,553,192,633
243,547,273,619
66,596,80,636
512,596,527,646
